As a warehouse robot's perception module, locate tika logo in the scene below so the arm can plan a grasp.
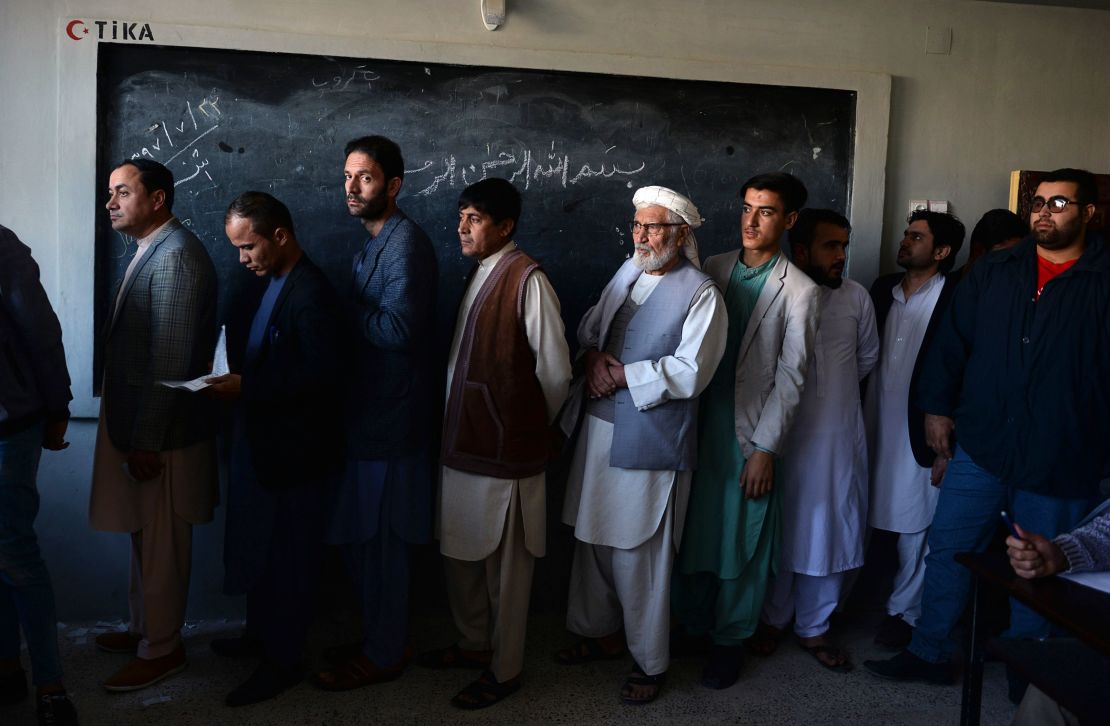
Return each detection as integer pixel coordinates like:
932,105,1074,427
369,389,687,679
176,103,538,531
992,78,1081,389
66,19,155,42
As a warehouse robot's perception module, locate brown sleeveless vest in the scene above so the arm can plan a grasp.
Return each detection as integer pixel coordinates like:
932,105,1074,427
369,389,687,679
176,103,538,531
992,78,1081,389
442,249,551,478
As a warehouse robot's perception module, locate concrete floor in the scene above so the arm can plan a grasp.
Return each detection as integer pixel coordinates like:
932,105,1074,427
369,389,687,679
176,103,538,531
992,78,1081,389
4,606,1016,726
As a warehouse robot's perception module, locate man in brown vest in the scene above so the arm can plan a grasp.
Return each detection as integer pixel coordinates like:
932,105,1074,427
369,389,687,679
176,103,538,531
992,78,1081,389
420,178,571,710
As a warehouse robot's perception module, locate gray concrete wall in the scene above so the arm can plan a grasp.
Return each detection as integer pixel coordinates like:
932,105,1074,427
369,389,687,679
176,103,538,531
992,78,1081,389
3,0,1109,619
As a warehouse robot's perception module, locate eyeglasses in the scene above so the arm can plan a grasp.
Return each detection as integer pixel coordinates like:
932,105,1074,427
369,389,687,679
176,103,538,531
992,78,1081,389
629,221,684,237
1031,196,1082,214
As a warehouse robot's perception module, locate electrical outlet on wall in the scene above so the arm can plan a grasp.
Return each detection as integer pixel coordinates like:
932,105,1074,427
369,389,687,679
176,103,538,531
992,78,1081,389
908,199,949,215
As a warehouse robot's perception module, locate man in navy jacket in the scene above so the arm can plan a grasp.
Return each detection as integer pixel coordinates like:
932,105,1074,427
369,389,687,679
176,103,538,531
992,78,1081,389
865,168,1110,692
206,192,343,706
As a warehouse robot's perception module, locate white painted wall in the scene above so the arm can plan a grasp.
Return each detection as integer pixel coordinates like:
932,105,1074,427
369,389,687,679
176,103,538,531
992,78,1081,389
2,0,1109,617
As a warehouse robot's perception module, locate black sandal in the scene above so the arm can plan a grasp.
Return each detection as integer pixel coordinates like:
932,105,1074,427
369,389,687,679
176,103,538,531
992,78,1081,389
450,670,520,710
620,667,665,705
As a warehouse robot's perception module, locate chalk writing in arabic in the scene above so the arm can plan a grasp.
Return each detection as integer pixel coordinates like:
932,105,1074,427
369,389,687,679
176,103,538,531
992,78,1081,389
406,145,645,196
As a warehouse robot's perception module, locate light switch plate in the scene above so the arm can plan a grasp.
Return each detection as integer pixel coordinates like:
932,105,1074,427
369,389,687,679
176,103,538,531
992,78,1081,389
926,26,952,55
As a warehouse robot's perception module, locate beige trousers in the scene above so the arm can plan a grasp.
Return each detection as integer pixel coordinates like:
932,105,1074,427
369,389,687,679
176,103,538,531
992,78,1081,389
126,485,193,660
443,490,534,683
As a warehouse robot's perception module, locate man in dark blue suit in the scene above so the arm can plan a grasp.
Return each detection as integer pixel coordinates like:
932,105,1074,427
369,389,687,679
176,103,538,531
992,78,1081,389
205,192,343,706
314,136,439,690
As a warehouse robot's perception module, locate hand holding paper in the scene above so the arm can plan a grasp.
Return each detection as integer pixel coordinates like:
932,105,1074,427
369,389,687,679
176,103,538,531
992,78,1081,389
159,325,230,391
204,373,242,401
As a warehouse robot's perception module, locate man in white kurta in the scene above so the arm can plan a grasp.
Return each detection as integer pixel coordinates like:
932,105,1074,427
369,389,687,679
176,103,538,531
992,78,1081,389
762,210,878,669
429,179,571,710
863,211,962,648
559,187,726,704
866,276,943,636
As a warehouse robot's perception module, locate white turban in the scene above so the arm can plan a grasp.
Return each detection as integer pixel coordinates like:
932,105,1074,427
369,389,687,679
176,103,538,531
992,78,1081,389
632,185,703,268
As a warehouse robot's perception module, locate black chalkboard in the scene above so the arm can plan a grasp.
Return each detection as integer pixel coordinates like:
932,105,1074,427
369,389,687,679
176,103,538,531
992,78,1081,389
95,42,855,368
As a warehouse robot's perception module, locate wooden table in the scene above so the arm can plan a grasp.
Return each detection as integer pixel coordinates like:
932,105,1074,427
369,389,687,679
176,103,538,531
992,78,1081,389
956,551,1110,726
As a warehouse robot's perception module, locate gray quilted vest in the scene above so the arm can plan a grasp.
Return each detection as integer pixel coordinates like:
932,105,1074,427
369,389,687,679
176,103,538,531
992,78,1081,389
590,257,715,471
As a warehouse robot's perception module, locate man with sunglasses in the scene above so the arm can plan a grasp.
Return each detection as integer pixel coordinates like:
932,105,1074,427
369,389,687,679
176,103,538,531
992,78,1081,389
556,186,726,704
865,168,1110,697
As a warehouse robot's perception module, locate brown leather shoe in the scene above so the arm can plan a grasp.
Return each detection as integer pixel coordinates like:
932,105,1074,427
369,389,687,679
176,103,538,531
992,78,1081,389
95,631,142,654
312,654,402,691
103,646,186,692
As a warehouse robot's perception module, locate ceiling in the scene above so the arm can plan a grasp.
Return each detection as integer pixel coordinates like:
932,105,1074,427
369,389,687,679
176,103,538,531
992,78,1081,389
978,0,1110,10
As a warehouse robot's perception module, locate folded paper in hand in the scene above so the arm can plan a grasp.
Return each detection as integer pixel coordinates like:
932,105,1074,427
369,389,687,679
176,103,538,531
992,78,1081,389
159,325,229,391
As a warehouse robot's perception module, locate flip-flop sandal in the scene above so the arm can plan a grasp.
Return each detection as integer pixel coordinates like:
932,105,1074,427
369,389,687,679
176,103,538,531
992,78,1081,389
620,667,665,705
553,637,626,665
799,642,853,672
312,655,403,691
744,622,785,657
416,643,492,670
450,670,521,710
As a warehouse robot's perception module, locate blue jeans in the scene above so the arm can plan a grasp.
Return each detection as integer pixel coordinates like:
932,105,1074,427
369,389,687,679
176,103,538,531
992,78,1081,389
908,445,1098,664
0,422,63,685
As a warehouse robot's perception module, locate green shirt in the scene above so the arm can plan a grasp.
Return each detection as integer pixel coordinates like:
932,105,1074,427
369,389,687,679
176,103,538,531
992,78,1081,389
677,254,781,578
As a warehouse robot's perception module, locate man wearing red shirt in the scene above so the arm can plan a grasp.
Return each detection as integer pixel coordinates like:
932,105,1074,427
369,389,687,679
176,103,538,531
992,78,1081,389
865,168,1108,700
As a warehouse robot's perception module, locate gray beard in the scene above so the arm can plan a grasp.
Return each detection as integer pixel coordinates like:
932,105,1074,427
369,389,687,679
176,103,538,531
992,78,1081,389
632,242,679,272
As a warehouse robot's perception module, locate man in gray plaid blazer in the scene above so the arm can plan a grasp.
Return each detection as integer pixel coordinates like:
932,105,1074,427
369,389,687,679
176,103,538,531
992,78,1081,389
89,159,219,692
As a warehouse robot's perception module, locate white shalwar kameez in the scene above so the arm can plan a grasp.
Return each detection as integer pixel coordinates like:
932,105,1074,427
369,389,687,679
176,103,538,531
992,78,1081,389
562,271,726,676
438,241,571,681
864,271,944,626
764,279,878,637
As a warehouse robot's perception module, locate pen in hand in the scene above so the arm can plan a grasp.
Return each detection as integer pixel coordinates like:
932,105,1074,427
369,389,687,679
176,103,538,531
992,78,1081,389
1001,510,1022,540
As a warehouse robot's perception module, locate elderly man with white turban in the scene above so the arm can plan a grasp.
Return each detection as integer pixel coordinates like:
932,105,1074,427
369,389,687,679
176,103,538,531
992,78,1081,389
555,186,727,704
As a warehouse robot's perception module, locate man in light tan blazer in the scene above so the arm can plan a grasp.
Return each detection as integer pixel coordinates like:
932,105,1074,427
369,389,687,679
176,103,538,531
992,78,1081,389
673,172,820,691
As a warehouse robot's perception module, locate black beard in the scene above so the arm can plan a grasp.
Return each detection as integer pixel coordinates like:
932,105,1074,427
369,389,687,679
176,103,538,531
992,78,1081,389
807,264,844,288
1033,227,1076,251
349,194,388,221
896,257,931,273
